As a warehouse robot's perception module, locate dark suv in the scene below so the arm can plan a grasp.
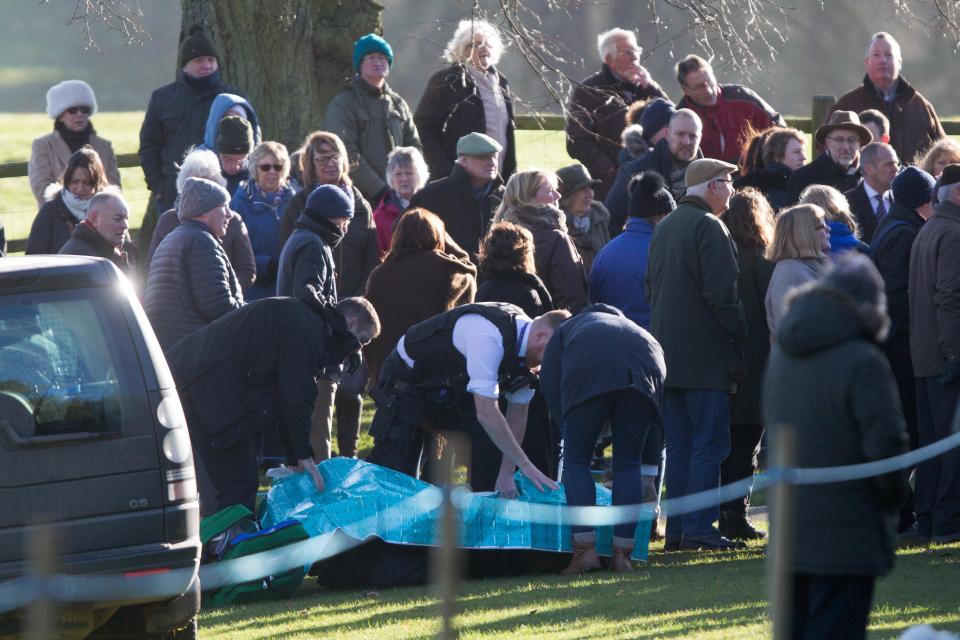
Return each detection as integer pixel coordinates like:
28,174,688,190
0,256,200,639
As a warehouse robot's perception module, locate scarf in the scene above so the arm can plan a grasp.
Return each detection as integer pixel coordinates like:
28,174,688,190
61,190,90,221
184,69,222,94
55,120,94,153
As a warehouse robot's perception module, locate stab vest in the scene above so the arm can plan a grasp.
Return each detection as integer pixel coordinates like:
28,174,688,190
402,302,526,394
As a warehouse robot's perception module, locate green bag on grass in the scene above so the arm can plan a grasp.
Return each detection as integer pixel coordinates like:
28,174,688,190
200,505,309,607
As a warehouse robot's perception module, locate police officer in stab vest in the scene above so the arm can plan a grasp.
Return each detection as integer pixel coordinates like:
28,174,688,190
367,302,570,496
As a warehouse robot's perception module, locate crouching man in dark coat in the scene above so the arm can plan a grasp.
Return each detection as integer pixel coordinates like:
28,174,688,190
167,288,381,513
366,302,569,495
763,254,909,640
539,304,666,575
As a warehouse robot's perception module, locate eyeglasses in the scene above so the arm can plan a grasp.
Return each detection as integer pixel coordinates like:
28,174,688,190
258,163,284,172
713,178,733,184
814,223,828,231
826,136,861,147
67,106,91,115
313,154,342,166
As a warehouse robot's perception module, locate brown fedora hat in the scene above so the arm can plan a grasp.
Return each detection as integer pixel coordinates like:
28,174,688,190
815,110,873,147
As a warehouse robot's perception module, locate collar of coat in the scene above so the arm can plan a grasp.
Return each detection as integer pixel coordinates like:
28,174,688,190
676,195,713,212
450,162,504,193
497,203,567,233
352,74,396,98
860,74,917,102
74,220,123,259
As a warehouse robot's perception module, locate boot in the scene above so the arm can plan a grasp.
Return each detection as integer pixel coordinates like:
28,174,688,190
562,537,601,575
611,541,635,573
719,510,767,541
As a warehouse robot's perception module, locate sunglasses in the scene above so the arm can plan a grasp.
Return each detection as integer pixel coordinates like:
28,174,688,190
258,163,284,172
67,106,92,116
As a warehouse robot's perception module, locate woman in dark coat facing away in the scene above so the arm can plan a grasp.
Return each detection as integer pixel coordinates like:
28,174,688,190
763,254,909,640
414,19,516,180
717,188,775,541
364,209,477,386
476,221,558,479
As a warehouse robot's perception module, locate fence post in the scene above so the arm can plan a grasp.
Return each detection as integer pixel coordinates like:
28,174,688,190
811,95,837,134
767,423,796,640
432,434,465,640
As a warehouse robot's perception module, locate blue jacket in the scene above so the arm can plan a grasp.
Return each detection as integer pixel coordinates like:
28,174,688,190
201,93,262,151
231,180,297,300
589,217,656,330
827,220,868,257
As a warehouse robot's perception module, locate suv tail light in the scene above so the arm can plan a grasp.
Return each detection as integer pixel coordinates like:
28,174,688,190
156,391,197,504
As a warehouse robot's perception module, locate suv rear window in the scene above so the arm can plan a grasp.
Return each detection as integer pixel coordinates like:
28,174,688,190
0,288,144,438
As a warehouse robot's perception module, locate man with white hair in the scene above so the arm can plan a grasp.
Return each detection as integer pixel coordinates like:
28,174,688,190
144,147,255,291
831,32,944,163
646,158,747,551
565,28,667,200
58,189,136,274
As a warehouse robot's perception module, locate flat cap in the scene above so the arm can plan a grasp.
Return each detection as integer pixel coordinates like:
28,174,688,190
684,158,737,188
456,132,502,156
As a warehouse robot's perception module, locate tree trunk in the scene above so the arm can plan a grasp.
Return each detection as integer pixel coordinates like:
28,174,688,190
180,0,384,151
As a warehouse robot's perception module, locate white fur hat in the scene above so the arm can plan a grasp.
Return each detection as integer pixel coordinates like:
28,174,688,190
46,80,98,119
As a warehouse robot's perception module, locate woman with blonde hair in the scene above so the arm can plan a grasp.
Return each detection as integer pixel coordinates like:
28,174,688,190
764,203,831,334
415,19,516,179
920,138,960,179
231,141,296,300
494,169,588,312
800,184,867,257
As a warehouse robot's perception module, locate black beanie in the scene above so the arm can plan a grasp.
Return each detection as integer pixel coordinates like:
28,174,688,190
628,171,676,218
179,26,219,68
216,116,253,154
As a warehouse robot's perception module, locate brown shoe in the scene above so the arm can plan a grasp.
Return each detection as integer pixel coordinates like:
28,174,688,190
562,540,601,575
611,543,635,573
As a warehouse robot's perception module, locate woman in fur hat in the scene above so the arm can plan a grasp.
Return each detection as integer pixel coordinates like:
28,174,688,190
28,80,120,207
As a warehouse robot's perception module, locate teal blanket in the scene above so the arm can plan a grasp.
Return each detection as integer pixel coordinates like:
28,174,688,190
261,458,652,561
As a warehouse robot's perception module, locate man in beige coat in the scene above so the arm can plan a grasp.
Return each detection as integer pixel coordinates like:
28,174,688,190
28,80,120,206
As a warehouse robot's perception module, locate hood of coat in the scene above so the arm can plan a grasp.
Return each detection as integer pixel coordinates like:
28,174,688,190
776,285,887,356
497,203,567,233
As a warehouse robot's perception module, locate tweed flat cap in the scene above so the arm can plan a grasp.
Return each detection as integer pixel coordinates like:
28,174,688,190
456,132,502,156
684,158,737,188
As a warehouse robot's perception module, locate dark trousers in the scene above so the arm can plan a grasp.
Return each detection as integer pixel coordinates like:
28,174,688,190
883,342,919,529
663,389,731,540
189,422,260,514
915,376,960,537
367,352,503,491
720,422,764,514
335,363,369,458
561,389,655,541
790,573,875,640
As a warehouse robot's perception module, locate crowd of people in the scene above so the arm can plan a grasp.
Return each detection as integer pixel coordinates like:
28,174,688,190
8,21,960,638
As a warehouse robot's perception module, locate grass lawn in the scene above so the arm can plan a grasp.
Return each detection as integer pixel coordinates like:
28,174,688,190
198,542,960,639
0,111,573,251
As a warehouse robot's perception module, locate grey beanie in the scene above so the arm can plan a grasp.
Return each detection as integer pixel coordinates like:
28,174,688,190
178,177,230,221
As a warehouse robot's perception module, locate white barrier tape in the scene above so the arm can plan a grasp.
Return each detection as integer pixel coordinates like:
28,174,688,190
1,428,958,613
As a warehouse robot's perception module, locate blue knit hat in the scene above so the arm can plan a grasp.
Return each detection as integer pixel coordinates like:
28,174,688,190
353,34,393,72
304,185,354,221
892,166,936,209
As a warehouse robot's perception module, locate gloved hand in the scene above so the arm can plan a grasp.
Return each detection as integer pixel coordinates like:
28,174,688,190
346,350,363,375
939,356,960,387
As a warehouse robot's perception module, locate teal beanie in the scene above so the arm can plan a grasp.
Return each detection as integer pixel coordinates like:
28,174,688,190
353,33,393,72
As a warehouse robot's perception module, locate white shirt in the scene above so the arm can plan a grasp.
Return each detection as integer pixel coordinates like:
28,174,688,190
397,314,535,404
863,181,891,217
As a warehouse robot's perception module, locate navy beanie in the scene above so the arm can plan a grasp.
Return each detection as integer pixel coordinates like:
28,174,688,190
353,34,393,72
639,98,677,140
628,171,676,218
304,185,355,221
892,166,936,210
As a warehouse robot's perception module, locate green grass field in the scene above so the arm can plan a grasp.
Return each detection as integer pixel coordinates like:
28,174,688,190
198,542,960,639
0,112,575,250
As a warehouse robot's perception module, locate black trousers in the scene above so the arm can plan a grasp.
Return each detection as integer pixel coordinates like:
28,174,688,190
883,342,919,529
367,351,503,491
720,422,764,514
189,421,260,514
790,573,875,640
915,376,960,537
